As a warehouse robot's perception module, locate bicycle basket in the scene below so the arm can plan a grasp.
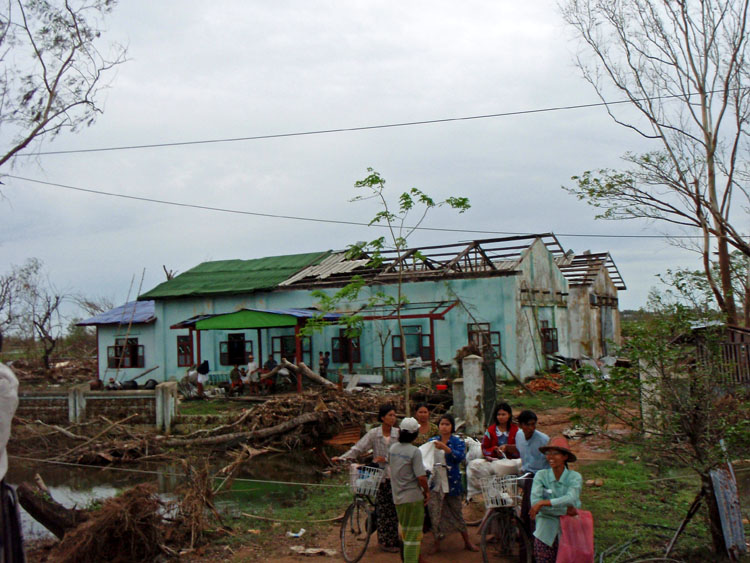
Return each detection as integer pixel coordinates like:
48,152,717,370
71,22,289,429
480,474,520,508
349,464,384,496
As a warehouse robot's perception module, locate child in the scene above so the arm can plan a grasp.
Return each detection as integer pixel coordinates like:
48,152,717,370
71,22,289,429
389,417,430,563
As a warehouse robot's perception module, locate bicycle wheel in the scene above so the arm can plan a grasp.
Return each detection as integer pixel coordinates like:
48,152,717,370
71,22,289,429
340,499,373,563
480,510,533,563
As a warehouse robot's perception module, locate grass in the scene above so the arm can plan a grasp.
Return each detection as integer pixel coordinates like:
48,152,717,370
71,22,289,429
178,398,248,416
496,380,571,412
578,447,750,561
213,472,351,560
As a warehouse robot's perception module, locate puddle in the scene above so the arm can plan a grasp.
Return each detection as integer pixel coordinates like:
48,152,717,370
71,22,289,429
6,450,328,540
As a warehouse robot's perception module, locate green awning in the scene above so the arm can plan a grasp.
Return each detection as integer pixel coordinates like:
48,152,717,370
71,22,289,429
195,310,298,330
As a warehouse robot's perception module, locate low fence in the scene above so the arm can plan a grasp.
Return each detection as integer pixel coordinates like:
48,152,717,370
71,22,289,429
17,382,178,432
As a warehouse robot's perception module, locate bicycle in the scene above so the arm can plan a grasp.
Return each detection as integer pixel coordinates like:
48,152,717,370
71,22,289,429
340,464,384,563
478,472,533,563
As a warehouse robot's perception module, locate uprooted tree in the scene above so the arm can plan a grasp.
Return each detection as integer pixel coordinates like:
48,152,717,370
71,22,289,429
560,0,750,326
304,168,469,415
563,294,750,555
0,0,127,168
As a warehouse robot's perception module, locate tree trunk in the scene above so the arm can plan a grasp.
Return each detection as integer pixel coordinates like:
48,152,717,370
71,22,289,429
281,358,335,386
17,482,88,539
162,411,329,447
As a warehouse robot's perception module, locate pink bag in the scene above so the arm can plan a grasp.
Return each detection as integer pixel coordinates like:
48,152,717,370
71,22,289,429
556,510,594,563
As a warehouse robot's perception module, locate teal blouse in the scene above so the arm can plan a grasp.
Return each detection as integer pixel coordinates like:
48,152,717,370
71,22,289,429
530,467,583,547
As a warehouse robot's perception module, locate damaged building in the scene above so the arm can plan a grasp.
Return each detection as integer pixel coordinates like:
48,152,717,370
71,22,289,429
79,234,626,384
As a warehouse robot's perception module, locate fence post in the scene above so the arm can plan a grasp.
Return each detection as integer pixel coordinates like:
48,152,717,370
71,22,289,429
68,383,88,423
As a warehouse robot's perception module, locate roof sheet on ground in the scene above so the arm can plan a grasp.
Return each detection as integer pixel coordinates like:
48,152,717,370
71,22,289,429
77,301,156,326
138,251,331,300
194,308,343,330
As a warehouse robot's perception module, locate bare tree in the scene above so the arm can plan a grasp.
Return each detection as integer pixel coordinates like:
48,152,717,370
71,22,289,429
0,0,127,167
73,294,114,317
14,258,67,371
561,0,750,325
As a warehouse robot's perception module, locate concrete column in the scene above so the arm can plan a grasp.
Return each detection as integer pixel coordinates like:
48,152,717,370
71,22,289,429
155,381,177,433
452,378,465,422
462,354,484,435
68,383,88,423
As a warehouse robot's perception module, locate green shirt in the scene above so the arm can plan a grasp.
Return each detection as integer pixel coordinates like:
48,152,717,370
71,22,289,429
530,467,582,547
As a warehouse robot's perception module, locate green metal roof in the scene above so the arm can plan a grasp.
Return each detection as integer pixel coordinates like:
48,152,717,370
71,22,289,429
139,251,331,300
195,310,298,330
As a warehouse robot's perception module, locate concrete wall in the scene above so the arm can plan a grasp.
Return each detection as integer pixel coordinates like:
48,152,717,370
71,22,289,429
515,239,570,377
147,275,523,382
568,267,621,358
96,323,157,383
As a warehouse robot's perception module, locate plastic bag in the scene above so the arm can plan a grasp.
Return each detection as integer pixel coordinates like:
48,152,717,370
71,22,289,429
557,510,594,563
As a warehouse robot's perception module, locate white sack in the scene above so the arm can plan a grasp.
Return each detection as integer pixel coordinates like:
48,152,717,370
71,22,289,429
0,363,20,481
419,441,449,493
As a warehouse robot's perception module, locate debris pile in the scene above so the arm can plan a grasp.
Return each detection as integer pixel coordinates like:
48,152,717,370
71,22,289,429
526,373,562,393
6,357,97,386
49,483,166,563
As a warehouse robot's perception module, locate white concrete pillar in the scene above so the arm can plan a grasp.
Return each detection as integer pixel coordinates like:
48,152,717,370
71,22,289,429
68,383,88,423
462,354,484,435
155,381,177,432
452,378,465,422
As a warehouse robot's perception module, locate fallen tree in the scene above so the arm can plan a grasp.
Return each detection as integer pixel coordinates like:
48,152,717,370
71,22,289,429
161,410,330,448
17,481,88,539
281,358,335,386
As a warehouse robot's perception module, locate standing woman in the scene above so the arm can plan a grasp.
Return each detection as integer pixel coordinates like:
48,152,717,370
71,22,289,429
529,436,582,562
428,414,478,552
331,404,401,552
413,403,439,447
481,402,519,459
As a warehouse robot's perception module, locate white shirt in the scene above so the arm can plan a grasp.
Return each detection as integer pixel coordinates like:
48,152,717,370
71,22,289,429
246,361,259,382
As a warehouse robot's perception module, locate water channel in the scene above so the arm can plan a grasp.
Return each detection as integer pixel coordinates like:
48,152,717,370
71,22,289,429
7,451,335,540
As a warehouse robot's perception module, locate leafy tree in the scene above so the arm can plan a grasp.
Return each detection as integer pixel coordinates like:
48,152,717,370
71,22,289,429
563,295,750,555
657,251,748,325
305,169,469,414
0,0,127,167
561,0,750,325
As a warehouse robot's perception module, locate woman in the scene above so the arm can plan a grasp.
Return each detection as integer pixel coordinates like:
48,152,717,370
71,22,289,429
481,402,519,460
389,417,430,563
331,404,401,552
427,414,478,553
529,436,582,562
413,403,439,447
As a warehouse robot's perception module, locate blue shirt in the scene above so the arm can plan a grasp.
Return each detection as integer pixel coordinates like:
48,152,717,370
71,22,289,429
428,434,465,496
515,430,550,474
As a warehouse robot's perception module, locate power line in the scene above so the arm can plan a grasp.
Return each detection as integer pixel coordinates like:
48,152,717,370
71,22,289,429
11,90,717,157
5,173,707,240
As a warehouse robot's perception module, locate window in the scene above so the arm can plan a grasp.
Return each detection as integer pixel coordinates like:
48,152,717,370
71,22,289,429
332,329,361,364
107,338,144,368
392,325,432,362
540,327,559,354
468,323,501,359
219,333,253,366
271,335,311,365
177,335,193,367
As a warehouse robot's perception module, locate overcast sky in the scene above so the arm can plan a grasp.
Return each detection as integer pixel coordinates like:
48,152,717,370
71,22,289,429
1,1,707,316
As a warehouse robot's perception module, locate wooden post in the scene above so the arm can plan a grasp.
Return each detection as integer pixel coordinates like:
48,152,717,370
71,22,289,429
429,317,437,374
196,329,202,364
294,324,303,393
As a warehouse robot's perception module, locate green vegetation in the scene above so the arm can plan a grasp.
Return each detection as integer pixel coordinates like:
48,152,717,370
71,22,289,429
496,382,571,413
579,448,749,561
178,399,248,416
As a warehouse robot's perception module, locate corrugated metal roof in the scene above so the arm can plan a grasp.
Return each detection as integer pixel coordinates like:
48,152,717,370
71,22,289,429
77,301,156,326
279,252,369,286
558,252,627,290
139,251,331,300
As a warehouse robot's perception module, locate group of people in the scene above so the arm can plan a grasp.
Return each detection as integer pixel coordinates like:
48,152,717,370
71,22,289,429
228,353,299,395
333,401,582,563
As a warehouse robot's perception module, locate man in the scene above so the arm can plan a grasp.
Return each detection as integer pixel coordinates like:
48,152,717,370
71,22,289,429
263,354,278,372
1,340,24,561
245,353,259,394
514,410,550,539
318,351,327,377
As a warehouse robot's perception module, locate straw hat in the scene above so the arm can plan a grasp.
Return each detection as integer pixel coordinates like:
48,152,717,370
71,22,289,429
539,436,577,463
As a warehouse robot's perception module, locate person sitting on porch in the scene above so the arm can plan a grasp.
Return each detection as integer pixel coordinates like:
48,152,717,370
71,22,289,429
229,364,243,395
